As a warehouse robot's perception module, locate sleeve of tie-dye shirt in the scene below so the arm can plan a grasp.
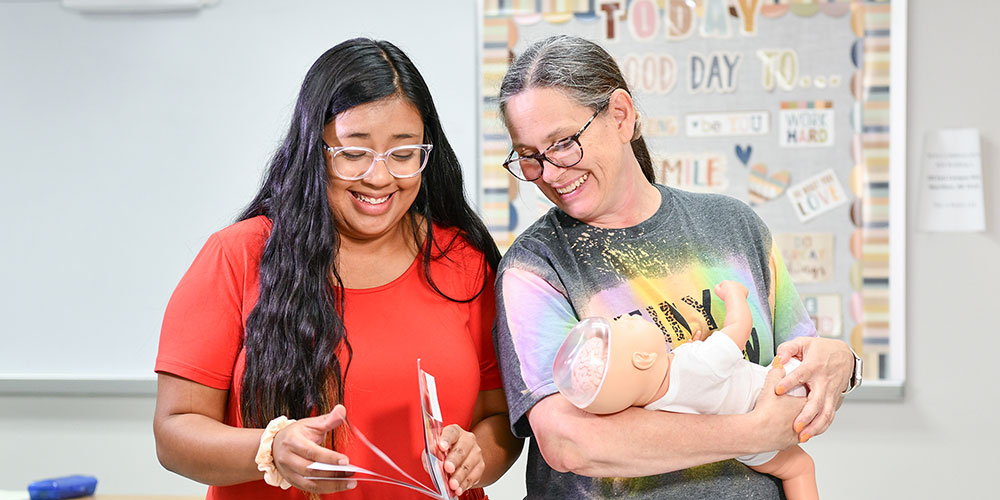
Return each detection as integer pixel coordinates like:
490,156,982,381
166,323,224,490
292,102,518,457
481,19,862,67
493,248,579,438
767,239,817,345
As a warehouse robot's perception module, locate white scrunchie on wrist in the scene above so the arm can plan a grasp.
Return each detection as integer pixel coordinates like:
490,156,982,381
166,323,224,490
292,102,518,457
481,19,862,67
255,415,296,489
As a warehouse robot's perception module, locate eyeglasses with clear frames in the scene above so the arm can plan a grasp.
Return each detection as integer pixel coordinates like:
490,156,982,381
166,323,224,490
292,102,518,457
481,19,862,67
502,106,604,182
322,142,433,181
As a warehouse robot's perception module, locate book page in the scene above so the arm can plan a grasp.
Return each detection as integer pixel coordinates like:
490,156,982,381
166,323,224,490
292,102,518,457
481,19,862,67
306,360,455,500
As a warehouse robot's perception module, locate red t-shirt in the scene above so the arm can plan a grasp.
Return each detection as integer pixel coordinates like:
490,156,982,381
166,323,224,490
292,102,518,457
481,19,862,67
156,216,501,500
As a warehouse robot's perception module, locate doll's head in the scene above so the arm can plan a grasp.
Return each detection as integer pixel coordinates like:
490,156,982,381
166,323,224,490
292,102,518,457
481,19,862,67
552,315,670,414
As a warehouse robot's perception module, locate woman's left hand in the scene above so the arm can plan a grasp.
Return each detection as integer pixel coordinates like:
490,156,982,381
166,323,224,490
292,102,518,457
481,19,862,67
775,337,854,443
438,424,485,497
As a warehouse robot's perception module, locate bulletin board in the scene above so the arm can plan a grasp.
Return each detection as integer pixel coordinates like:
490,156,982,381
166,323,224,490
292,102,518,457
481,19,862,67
478,0,906,399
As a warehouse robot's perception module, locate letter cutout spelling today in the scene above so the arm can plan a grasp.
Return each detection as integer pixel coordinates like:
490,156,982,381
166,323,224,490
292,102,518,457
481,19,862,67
598,0,763,41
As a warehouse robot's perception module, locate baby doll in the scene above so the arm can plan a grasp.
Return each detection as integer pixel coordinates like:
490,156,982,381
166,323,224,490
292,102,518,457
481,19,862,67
552,280,818,500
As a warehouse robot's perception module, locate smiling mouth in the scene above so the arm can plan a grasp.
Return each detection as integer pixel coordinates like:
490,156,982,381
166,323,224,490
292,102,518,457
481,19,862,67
352,192,392,205
555,173,588,195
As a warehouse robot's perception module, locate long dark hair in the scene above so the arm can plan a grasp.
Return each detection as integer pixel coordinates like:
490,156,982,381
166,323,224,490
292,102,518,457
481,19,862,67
497,35,655,183
238,38,501,428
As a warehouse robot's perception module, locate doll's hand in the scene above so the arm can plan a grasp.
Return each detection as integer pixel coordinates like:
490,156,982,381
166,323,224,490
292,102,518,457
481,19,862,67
439,424,484,497
692,328,709,341
272,405,356,494
751,360,807,452
775,338,854,442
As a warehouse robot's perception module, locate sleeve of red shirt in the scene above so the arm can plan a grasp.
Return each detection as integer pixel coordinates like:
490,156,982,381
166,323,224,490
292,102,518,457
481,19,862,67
155,232,247,390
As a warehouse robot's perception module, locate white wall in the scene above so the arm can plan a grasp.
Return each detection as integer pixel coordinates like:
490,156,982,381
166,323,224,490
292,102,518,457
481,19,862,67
0,0,481,381
2,1,999,498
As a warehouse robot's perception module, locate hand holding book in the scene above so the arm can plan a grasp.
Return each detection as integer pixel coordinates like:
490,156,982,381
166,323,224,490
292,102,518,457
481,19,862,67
304,361,477,499
437,424,485,497
270,405,358,494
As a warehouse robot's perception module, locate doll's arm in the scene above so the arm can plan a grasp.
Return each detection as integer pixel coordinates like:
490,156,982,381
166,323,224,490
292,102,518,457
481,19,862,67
714,280,754,349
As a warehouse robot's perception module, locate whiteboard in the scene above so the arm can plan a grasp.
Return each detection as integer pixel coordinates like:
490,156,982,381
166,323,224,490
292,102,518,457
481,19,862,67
0,0,479,393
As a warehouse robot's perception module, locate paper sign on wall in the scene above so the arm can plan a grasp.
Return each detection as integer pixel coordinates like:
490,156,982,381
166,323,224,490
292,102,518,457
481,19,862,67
918,128,985,232
685,111,769,137
802,294,843,338
787,169,850,222
778,101,834,147
774,232,834,283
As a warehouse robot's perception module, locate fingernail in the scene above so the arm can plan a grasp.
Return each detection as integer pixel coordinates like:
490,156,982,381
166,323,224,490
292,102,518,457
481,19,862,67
774,355,782,365
338,458,349,465
439,440,450,451
794,421,804,433
456,488,464,496
775,385,786,395
346,480,357,490
799,433,810,443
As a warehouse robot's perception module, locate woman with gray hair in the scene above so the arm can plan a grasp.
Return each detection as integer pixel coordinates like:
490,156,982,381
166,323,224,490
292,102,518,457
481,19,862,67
492,35,860,498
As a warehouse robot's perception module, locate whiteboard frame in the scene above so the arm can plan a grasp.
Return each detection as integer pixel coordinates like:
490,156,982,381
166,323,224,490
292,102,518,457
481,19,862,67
0,375,157,396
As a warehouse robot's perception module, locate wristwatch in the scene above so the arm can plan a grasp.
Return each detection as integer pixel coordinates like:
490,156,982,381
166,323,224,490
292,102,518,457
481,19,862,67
842,345,863,395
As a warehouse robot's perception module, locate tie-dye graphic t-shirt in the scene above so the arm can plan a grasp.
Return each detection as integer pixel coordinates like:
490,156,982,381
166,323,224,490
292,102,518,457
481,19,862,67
494,184,815,499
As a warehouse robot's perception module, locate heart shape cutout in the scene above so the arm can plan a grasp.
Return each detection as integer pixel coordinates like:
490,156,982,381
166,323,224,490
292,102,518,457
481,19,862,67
748,163,790,205
735,144,753,166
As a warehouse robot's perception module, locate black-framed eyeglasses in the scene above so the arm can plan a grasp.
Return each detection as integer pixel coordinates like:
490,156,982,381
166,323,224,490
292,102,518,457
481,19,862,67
502,107,603,182
322,142,433,180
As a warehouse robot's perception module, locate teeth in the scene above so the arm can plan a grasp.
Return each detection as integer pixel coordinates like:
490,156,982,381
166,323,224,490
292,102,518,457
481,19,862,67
556,173,588,194
353,192,390,204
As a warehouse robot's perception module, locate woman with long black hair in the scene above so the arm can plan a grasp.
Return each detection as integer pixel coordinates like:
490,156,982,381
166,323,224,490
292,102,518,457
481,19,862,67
153,38,521,500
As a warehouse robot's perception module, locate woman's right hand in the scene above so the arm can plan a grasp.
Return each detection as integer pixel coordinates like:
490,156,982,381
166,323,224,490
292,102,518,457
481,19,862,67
751,360,807,452
272,404,357,494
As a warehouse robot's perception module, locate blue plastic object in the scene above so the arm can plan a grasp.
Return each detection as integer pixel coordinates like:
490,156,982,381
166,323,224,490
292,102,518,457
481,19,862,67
27,475,97,500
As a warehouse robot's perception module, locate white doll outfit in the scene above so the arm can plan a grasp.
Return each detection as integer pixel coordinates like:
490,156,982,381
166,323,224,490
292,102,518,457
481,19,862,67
644,333,804,466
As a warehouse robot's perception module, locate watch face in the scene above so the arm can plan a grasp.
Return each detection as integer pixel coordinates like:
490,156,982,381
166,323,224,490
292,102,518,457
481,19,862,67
844,351,862,394
851,354,862,389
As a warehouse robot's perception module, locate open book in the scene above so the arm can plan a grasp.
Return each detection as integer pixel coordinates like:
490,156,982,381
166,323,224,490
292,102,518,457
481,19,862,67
305,359,458,500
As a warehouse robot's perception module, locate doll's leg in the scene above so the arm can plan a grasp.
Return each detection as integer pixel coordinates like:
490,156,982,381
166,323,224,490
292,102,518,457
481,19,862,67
749,445,818,500
714,280,753,348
